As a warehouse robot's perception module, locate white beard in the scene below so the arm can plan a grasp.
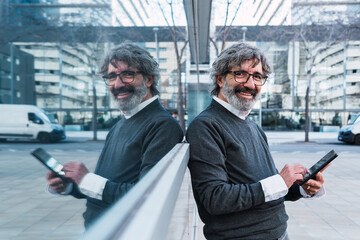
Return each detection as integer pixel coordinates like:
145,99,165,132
112,81,148,111
221,80,259,112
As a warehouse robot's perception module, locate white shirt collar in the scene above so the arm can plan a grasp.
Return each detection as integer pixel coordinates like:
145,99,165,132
122,95,159,119
213,96,250,120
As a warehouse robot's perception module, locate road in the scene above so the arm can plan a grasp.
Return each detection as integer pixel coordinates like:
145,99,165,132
0,132,359,240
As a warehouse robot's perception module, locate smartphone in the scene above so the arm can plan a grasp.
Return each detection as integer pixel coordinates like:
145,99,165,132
299,149,338,186
31,147,68,182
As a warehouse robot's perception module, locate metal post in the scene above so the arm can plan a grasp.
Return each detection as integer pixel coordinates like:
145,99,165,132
259,92,262,127
10,43,14,104
153,27,159,63
241,27,247,42
195,5,200,116
292,41,295,110
343,42,347,111
59,45,63,109
91,66,97,141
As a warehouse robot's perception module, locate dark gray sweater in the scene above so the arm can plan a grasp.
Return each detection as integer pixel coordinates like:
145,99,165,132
72,99,184,227
186,100,301,240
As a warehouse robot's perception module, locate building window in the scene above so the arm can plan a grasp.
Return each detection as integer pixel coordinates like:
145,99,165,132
16,91,21,98
16,75,20,81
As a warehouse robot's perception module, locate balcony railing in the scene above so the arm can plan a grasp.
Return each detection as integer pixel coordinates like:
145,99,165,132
82,143,192,240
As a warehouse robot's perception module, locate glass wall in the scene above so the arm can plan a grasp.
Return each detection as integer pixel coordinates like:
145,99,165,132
0,40,184,129
1,39,359,130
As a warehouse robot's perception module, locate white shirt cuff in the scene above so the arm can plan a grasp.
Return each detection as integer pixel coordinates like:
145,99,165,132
300,185,326,199
260,174,288,202
79,173,108,200
47,183,73,195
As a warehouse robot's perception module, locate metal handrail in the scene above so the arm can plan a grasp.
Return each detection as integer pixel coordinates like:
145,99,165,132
82,143,190,240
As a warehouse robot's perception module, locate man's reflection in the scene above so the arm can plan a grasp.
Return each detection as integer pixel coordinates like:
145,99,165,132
46,42,184,228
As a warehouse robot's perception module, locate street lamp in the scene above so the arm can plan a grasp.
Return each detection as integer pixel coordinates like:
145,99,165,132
153,27,159,63
241,26,247,42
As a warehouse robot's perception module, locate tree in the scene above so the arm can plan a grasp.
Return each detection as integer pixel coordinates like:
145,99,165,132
210,0,242,56
295,21,350,142
158,0,188,132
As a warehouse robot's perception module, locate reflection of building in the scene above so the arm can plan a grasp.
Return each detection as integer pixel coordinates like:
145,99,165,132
0,0,178,112
144,42,187,112
0,0,111,110
0,0,56,26
16,43,108,109
1,0,112,27
0,44,35,104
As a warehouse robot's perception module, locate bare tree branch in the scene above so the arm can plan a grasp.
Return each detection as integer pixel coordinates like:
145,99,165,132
157,0,188,132
210,0,243,54
209,37,219,57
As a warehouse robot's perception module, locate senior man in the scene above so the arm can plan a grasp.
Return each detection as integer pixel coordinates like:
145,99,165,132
186,43,326,240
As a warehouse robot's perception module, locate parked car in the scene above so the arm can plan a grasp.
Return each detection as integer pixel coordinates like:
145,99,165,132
338,114,360,145
0,104,65,143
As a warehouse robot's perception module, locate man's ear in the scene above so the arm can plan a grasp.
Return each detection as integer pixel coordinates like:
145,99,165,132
146,75,154,88
216,75,224,88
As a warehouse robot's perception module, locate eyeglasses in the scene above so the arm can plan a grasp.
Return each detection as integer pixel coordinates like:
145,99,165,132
225,70,267,86
102,70,144,86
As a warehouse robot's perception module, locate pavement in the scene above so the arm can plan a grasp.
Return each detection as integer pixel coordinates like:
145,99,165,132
0,130,359,240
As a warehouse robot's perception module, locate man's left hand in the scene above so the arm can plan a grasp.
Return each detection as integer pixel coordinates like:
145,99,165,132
62,162,89,185
302,171,324,196
302,162,331,195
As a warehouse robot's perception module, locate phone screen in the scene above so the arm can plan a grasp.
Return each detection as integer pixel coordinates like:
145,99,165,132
44,157,65,176
31,148,66,180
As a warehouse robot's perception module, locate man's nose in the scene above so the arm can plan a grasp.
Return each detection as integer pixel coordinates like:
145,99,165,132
243,75,256,89
114,75,125,88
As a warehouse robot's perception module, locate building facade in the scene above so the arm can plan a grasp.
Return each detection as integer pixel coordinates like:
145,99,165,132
0,44,36,104
1,1,359,129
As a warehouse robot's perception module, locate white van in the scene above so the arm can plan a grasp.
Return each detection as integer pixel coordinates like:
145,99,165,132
0,104,65,143
338,114,360,145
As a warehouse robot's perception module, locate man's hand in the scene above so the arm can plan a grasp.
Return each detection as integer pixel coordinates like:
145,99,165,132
279,164,307,188
46,171,68,193
63,162,89,185
302,172,325,195
302,163,330,195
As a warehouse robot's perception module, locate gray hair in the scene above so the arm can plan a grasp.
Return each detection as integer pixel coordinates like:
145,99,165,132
99,42,160,95
210,43,272,96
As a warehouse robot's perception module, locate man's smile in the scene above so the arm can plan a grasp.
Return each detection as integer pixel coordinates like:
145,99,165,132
237,91,253,99
111,86,135,99
116,92,131,99
234,86,258,100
